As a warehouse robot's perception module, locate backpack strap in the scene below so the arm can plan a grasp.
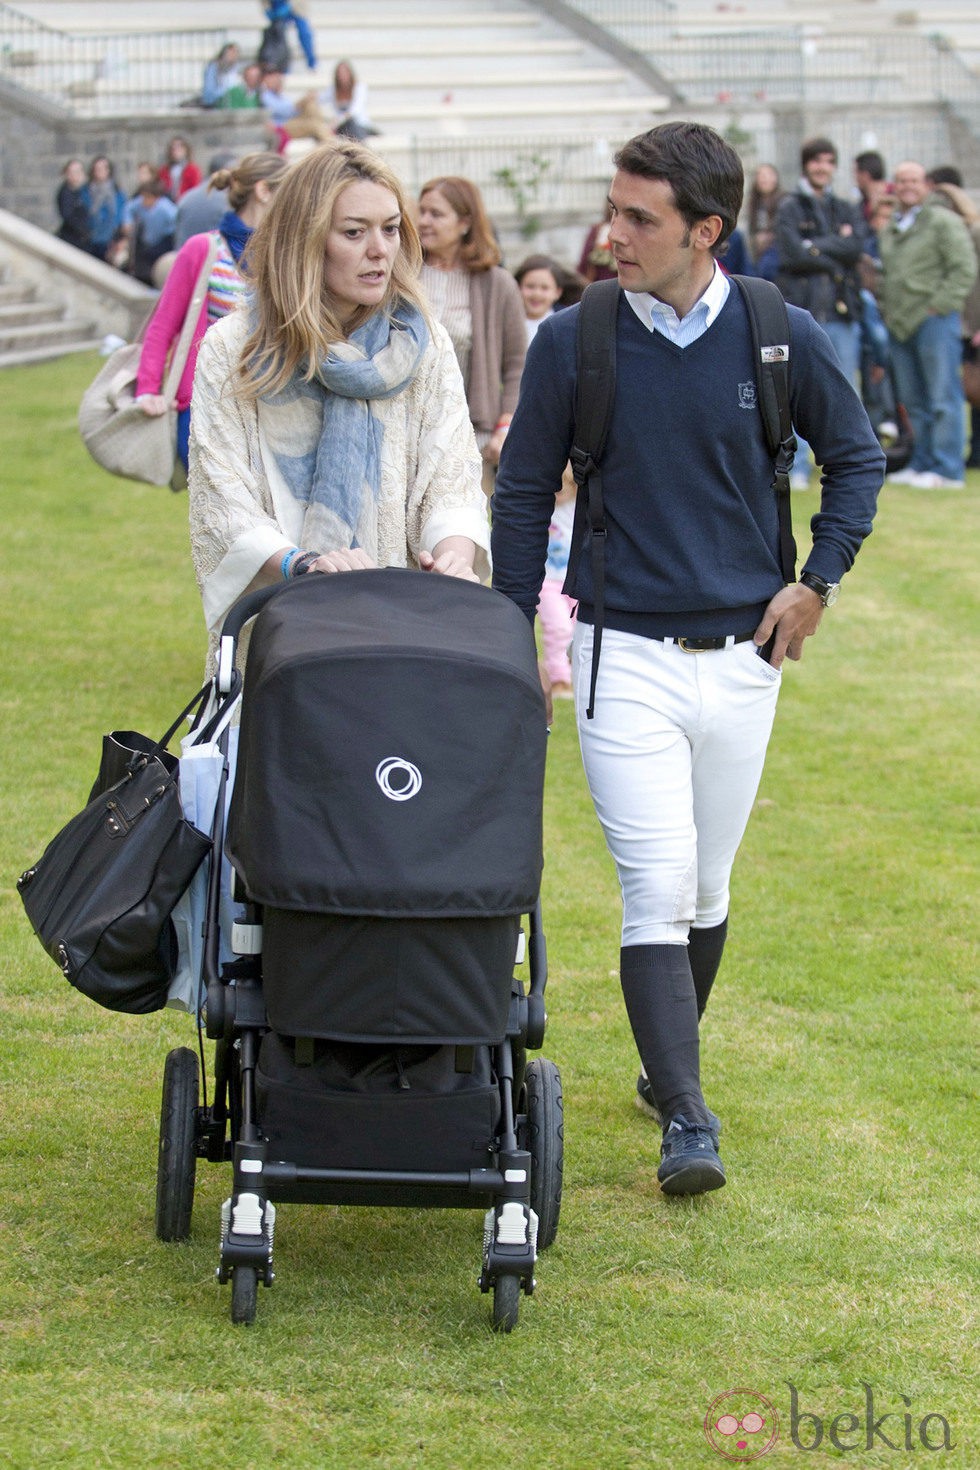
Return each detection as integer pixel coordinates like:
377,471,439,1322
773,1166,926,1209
731,274,798,585
569,278,619,719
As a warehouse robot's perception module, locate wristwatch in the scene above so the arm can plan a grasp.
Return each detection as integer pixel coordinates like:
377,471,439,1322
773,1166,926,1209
799,570,840,607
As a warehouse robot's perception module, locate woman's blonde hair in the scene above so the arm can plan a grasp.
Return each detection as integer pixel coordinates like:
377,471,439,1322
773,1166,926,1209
209,151,289,213
238,140,427,401
419,176,501,273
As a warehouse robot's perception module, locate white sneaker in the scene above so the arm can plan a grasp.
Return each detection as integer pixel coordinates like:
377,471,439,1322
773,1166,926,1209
910,472,965,490
886,467,924,486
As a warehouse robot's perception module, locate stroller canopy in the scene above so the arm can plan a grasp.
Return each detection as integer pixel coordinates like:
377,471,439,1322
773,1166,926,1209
226,569,547,917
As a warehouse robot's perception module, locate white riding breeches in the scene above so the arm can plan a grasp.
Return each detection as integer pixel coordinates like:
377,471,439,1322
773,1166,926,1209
572,624,782,946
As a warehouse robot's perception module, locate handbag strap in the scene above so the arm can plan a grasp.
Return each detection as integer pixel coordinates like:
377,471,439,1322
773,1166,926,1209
161,234,221,401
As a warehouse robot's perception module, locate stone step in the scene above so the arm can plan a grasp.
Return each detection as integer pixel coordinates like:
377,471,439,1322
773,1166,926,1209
0,281,38,305
0,317,101,357
0,338,104,369
0,300,64,327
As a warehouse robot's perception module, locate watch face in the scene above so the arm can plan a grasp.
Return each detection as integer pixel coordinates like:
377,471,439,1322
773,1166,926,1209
824,583,840,606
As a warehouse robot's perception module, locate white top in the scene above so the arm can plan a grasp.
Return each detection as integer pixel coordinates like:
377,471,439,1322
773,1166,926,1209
188,309,491,655
625,263,731,346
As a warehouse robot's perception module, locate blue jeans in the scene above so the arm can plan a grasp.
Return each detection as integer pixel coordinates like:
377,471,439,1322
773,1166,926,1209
289,12,317,68
888,313,965,479
795,318,862,478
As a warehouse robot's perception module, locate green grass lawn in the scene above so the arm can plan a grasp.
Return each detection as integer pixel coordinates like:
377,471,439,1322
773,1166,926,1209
1,354,977,1468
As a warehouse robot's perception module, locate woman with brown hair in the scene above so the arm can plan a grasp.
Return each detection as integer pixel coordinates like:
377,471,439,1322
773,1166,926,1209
417,175,527,491
188,141,489,662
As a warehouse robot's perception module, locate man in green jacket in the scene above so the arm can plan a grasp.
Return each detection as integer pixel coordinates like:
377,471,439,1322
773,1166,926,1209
877,160,977,489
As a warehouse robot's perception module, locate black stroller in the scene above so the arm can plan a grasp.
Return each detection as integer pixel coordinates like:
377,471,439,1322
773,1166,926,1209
155,569,563,1331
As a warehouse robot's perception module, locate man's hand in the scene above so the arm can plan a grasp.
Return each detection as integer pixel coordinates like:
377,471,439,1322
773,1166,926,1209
753,582,825,668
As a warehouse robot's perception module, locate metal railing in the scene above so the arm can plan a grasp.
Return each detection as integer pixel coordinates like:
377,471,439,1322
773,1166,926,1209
559,1,980,137
0,4,227,112
396,133,621,219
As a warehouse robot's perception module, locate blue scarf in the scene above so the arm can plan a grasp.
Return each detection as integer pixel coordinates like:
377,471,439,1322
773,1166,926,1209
264,303,430,559
218,210,253,263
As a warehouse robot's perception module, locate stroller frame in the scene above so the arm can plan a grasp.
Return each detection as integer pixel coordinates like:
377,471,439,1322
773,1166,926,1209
155,582,563,1332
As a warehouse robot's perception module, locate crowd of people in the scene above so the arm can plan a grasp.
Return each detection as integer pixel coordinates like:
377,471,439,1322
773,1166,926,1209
51,119,977,1199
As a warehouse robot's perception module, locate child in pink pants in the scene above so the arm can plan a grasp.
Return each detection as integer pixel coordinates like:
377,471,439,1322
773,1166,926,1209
537,465,578,697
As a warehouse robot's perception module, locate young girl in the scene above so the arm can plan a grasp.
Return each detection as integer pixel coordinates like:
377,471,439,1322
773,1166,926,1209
536,462,578,698
514,255,565,344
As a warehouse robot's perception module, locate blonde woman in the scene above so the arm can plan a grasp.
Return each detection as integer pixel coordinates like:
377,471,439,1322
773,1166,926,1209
417,175,526,491
136,152,288,476
189,140,489,660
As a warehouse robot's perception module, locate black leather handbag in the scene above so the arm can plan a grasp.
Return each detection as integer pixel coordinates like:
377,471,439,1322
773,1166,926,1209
17,684,215,1014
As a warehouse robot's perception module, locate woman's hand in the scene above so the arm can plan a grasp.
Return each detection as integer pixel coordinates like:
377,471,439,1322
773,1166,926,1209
137,394,171,417
308,548,377,574
419,538,480,583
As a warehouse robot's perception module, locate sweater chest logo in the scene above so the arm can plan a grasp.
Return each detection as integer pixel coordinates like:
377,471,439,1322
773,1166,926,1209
738,381,757,410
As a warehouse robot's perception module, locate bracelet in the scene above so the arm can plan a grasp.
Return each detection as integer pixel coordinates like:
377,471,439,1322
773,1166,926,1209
290,551,320,577
280,548,302,580
494,418,511,433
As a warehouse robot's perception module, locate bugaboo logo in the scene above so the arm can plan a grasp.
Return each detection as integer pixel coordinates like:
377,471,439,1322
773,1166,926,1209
375,756,422,802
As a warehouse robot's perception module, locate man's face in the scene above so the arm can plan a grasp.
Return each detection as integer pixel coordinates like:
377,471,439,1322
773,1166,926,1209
803,151,837,194
893,163,928,210
606,169,704,304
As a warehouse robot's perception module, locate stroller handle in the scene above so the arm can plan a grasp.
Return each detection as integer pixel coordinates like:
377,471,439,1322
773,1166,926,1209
217,583,294,693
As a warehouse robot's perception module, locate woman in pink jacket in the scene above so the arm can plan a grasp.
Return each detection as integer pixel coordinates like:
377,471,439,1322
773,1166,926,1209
136,152,289,478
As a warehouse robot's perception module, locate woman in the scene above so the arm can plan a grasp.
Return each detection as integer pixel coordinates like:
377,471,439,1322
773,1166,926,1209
55,158,90,251
417,175,526,493
577,202,616,283
746,163,784,279
321,59,374,140
159,136,202,201
201,42,241,107
188,141,489,661
83,155,126,261
136,153,289,477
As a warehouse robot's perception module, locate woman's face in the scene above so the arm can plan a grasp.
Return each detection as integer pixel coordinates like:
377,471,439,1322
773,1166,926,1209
754,165,778,196
64,160,85,189
335,63,354,94
417,189,468,262
324,180,402,326
169,138,188,163
91,157,111,182
519,267,562,320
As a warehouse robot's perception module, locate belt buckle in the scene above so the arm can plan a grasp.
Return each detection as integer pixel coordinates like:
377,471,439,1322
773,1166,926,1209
677,638,704,653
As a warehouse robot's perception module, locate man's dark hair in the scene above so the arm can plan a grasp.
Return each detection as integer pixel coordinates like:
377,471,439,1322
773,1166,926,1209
927,164,964,187
613,122,743,245
801,136,838,169
854,150,886,181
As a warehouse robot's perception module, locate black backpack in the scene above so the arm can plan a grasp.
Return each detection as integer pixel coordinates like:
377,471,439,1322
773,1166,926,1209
568,275,798,717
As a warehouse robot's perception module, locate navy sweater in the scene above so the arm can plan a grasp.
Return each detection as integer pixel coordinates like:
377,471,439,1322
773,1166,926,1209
492,288,883,637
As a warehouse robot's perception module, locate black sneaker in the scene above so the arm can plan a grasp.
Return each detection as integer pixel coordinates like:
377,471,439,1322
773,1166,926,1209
635,1070,721,1146
657,1115,727,1196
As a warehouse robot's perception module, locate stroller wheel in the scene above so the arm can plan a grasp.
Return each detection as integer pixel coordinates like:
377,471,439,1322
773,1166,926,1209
155,1047,199,1242
523,1058,564,1250
491,1273,520,1333
231,1265,258,1325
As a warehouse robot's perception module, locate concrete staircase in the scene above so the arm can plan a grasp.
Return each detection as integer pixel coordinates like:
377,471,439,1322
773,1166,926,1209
0,270,101,368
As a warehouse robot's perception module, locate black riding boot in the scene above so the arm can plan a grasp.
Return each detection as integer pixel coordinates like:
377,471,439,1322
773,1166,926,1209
689,917,728,1020
620,943,709,1128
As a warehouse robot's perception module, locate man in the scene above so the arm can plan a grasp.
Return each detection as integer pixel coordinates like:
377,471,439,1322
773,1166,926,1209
220,62,264,110
173,150,238,249
853,150,889,228
877,160,976,490
775,137,867,385
258,67,298,126
491,123,883,1197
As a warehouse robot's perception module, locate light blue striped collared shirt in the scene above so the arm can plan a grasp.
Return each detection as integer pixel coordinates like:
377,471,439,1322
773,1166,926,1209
624,263,731,347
